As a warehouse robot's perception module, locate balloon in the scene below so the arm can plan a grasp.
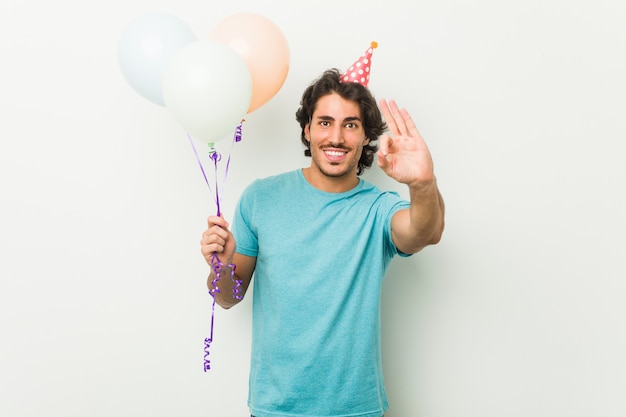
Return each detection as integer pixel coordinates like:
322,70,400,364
118,12,196,106
163,40,252,144
208,13,290,113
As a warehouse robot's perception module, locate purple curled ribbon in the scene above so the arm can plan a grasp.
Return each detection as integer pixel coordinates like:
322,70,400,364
203,253,239,372
203,299,216,372
209,252,243,300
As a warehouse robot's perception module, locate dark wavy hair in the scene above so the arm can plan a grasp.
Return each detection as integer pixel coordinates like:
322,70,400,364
295,68,387,175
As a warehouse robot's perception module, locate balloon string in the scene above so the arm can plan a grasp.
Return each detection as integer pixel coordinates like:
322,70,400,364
204,253,223,372
209,148,222,216
204,252,239,372
190,121,244,372
188,120,244,215
232,276,244,300
222,121,244,198
203,298,216,372
187,133,216,206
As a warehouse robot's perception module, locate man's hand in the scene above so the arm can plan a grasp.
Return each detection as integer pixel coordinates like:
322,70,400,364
200,215,236,266
377,99,435,189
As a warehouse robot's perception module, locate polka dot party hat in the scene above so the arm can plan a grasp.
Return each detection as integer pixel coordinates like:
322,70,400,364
340,41,378,87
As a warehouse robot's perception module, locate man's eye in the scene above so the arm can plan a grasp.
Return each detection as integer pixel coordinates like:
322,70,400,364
320,121,330,127
345,123,357,129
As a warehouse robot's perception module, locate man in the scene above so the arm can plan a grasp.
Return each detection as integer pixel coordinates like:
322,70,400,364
200,46,445,417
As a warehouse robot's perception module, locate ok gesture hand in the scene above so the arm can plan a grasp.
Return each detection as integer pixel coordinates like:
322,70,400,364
377,99,435,189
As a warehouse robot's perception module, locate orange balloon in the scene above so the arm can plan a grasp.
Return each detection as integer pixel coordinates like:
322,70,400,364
209,13,290,113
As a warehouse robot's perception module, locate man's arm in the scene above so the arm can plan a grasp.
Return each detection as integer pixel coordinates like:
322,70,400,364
201,215,256,309
378,99,445,254
390,181,445,254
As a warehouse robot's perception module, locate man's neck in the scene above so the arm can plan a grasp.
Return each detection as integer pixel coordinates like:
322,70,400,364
302,167,360,193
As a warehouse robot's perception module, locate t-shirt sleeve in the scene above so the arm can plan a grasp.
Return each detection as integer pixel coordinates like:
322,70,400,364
382,194,412,258
231,184,259,258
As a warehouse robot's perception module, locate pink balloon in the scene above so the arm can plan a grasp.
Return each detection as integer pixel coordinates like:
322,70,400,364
209,13,290,113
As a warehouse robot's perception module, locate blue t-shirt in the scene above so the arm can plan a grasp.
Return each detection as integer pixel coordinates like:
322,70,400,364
232,169,410,417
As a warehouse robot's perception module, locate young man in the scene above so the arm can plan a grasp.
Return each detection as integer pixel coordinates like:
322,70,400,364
201,53,444,417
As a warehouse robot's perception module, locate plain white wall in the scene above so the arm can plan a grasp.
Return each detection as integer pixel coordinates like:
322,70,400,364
1,0,625,416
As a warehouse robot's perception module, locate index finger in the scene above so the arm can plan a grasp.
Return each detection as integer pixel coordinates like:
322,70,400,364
399,107,421,139
380,98,421,139
379,98,399,137
207,215,229,229
379,98,410,137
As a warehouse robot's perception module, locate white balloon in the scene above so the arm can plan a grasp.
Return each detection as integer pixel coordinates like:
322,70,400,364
163,40,252,143
118,12,196,106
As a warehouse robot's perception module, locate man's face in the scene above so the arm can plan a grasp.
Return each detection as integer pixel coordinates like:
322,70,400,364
305,93,370,180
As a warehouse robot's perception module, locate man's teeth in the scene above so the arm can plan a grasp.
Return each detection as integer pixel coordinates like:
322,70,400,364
324,150,346,156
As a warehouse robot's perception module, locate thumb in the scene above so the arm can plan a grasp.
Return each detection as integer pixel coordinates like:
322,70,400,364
377,149,391,172
378,134,392,157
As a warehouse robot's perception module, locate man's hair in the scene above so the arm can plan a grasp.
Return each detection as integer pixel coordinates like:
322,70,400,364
295,68,387,175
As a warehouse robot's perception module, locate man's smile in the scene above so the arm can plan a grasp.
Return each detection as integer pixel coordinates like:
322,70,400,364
323,148,349,161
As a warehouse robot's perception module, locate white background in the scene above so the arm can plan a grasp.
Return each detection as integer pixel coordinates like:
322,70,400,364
1,0,625,416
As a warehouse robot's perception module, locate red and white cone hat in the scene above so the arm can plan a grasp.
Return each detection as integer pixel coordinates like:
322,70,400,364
340,41,378,87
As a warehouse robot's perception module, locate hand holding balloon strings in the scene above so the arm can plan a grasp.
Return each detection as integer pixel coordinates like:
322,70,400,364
188,122,244,295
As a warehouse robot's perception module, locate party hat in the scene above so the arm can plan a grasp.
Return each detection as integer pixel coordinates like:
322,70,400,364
340,41,378,87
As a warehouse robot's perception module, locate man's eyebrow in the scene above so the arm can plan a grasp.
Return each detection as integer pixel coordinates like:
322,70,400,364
314,115,362,122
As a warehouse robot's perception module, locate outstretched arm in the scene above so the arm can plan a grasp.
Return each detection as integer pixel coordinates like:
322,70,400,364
378,99,445,254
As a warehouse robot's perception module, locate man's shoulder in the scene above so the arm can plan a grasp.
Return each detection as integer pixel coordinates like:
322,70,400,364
246,170,299,190
239,170,301,204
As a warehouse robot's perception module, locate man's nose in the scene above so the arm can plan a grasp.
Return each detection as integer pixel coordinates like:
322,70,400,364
329,125,344,144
